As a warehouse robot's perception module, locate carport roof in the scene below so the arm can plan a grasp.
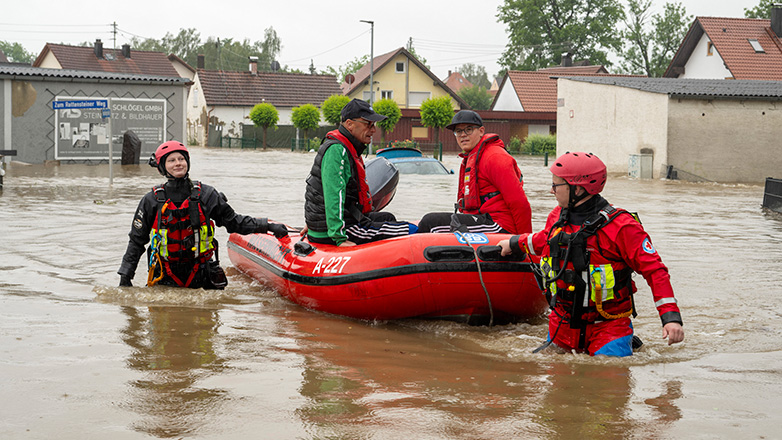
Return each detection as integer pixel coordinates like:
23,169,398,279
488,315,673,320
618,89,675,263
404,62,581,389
0,65,188,83
558,76,782,100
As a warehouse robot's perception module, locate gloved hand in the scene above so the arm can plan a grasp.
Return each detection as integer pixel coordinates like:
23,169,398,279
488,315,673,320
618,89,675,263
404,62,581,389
119,275,133,287
267,222,289,239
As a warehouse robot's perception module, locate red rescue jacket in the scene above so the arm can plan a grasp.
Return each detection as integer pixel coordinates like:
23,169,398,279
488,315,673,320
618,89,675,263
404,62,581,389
457,134,531,234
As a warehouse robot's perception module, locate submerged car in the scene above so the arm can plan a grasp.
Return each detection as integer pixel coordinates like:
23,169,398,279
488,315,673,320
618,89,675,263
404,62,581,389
375,147,453,175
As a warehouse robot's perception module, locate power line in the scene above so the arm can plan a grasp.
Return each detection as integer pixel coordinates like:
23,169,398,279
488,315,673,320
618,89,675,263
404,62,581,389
282,29,370,64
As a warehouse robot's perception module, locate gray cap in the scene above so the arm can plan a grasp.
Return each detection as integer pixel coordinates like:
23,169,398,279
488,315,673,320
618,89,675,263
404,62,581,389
446,110,483,130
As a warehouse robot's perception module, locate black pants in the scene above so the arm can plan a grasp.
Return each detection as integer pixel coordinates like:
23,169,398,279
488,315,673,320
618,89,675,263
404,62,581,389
309,212,414,245
417,212,507,234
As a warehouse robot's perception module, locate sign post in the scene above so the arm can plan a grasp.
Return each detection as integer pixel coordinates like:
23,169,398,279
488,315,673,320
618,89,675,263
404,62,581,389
52,99,112,185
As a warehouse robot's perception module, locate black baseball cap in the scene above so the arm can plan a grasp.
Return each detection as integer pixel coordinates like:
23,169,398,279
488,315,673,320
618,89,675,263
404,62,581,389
446,110,483,130
341,98,387,122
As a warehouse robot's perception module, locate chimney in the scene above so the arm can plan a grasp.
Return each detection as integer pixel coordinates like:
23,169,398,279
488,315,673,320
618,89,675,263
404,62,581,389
94,39,103,59
773,4,782,38
448,70,452,77
121,44,131,58
249,56,258,75
197,54,205,69
561,53,573,67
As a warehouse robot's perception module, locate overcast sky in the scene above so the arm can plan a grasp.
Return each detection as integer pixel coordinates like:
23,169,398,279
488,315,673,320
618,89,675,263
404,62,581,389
1,0,763,79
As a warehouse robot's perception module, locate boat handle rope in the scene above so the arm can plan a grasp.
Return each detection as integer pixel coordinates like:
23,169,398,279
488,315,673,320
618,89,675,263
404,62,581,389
453,230,495,327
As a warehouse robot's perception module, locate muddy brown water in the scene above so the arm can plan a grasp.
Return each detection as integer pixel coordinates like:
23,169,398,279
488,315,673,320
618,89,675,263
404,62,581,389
1,146,781,439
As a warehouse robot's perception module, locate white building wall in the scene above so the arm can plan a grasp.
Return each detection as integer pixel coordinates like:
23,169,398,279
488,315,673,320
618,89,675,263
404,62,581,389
680,34,734,79
556,78,670,178
491,79,524,111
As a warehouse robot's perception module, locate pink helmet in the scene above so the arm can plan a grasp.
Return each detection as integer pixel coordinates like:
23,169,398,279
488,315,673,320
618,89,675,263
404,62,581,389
550,151,607,195
151,141,189,176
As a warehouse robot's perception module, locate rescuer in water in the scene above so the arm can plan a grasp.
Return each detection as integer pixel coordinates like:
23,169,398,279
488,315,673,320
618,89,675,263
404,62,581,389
499,151,684,356
118,141,287,288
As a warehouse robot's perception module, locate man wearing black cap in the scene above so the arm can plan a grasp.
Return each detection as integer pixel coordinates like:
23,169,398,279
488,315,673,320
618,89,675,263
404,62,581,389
418,110,532,235
304,98,417,246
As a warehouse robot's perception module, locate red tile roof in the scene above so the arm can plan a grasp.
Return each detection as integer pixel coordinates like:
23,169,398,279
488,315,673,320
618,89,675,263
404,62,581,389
197,70,342,107
497,71,643,112
341,48,400,95
33,42,180,77
700,17,782,80
666,17,782,80
444,71,473,92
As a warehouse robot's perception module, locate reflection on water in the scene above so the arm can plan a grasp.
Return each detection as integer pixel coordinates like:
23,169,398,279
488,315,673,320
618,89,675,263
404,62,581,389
120,306,224,438
0,147,780,439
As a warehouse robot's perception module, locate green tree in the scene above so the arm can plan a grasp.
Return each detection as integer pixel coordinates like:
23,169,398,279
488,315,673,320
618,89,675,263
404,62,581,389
322,55,370,82
497,0,624,71
249,103,279,150
321,95,351,126
130,28,201,64
373,98,402,144
745,0,776,18
458,85,493,111
618,0,691,77
0,41,35,63
419,96,454,146
291,104,321,142
457,63,491,89
128,27,281,72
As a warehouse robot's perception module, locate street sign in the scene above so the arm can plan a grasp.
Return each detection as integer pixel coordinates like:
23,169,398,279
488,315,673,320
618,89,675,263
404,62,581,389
101,108,111,118
52,99,109,110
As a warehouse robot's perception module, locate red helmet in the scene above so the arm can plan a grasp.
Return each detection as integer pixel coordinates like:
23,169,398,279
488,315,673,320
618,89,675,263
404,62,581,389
150,141,189,176
550,151,607,195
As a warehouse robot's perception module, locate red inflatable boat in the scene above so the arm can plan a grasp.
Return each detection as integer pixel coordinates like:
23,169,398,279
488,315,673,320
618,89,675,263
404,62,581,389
227,229,547,324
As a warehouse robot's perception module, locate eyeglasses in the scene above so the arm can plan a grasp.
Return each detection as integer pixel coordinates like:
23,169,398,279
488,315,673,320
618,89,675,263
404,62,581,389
352,119,375,128
551,182,569,190
453,126,477,137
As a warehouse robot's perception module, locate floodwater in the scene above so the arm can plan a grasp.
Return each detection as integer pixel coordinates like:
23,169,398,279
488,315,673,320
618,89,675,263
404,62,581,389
1,146,781,439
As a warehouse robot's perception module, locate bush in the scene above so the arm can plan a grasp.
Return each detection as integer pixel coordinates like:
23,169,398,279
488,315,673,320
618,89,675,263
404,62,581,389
388,139,418,148
507,136,522,153
522,134,556,155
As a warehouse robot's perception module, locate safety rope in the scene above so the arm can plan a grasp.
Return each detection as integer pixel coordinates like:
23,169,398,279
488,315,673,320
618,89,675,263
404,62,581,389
593,282,632,320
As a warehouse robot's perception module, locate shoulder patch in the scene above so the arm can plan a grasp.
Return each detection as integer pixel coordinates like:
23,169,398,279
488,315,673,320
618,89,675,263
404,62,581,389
642,237,656,254
133,218,143,230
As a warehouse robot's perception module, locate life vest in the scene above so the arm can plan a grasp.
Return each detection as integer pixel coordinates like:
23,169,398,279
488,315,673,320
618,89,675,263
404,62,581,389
323,129,373,214
304,129,373,231
539,204,639,328
147,181,216,287
458,134,503,213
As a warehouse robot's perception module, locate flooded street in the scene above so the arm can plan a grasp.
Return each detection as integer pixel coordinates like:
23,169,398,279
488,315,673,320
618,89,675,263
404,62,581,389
1,146,781,439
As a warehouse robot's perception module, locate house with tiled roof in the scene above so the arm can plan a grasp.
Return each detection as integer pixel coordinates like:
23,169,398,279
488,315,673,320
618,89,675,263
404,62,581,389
555,76,782,183
443,70,473,93
341,47,467,110
187,59,341,145
664,7,782,79
33,40,181,77
490,67,636,141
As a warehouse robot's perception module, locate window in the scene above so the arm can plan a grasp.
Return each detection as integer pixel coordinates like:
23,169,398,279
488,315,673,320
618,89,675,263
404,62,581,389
748,39,765,53
707,41,714,56
408,91,431,107
396,61,405,73
411,126,429,139
362,91,376,101
381,90,393,99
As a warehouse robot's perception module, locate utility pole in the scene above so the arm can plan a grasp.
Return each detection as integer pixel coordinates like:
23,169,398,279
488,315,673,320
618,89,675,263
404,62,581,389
360,20,374,104
112,22,117,50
